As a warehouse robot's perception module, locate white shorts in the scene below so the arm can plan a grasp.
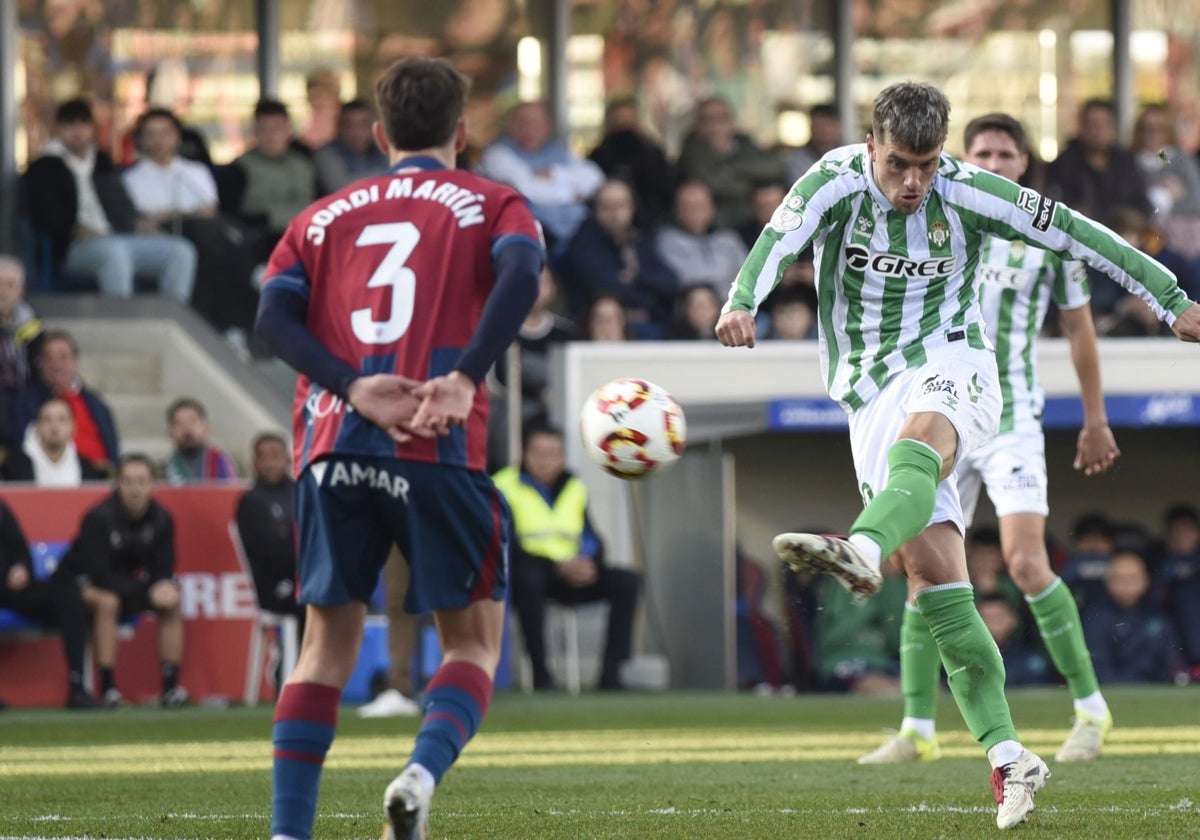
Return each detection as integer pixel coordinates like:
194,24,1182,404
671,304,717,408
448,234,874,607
956,425,1049,528
847,348,1002,536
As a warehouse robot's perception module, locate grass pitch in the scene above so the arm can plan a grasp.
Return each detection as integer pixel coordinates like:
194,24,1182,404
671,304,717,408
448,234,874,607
1,686,1198,839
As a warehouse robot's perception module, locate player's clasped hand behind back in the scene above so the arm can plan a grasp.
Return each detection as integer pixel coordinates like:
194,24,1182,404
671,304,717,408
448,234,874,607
345,371,474,442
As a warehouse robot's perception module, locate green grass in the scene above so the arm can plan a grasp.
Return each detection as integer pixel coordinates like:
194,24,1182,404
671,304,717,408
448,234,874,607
2,686,1199,838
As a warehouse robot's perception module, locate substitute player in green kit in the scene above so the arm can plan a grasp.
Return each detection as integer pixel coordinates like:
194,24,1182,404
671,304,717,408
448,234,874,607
716,83,1200,831
859,113,1118,769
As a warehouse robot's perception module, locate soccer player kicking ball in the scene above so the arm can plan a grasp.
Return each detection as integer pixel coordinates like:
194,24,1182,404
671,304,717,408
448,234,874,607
255,58,544,840
860,113,1118,769
717,82,1200,830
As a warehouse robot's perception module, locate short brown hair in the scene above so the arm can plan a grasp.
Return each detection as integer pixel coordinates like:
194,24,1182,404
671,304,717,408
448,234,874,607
963,113,1028,157
375,57,468,152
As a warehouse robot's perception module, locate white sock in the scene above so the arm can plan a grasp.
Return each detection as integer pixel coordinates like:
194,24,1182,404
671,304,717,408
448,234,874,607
987,739,1024,769
847,533,883,569
1074,690,1108,719
407,762,436,799
900,717,936,739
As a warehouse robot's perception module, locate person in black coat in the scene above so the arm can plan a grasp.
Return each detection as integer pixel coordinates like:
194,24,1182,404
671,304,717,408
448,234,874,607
0,497,98,708
235,432,303,626
56,454,187,707
588,97,677,228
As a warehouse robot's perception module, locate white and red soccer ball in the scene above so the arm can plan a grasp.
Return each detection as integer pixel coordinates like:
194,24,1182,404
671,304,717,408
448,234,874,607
579,378,687,479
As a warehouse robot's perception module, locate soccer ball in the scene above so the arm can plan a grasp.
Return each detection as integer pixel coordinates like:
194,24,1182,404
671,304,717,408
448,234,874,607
579,378,687,479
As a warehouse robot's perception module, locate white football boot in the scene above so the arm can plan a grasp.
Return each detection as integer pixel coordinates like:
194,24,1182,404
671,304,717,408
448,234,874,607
383,767,431,840
773,532,883,598
1055,708,1112,762
992,748,1050,830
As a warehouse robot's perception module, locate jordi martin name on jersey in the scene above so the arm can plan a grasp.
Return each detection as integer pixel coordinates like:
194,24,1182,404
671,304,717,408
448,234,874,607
304,177,486,245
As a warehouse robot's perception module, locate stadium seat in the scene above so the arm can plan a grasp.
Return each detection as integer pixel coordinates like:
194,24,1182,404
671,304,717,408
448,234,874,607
228,522,299,706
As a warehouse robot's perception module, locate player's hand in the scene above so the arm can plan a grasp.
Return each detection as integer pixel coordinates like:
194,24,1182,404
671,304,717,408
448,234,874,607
556,557,598,588
6,565,29,591
410,371,477,437
1171,302,1200,342
1074,422,1121,476
149,580,180,611
347,374,427,443
715,309,757,348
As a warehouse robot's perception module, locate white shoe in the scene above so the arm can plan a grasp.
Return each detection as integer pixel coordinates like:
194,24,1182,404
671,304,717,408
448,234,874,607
857,729,942,764
101,688,128,709
992,748,1050,830
773,533,883,598
383,766,431,840
358,689,421,719
1054,708,1112,762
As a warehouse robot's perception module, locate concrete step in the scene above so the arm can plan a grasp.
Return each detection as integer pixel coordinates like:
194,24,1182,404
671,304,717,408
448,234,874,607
106,393,171,442
78,352,164,396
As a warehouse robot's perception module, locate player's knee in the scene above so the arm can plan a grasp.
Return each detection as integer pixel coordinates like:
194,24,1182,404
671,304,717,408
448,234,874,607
92,590,120,616
1006,545,1052,592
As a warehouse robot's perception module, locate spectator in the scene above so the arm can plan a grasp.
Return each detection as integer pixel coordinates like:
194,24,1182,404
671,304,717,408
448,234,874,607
738,181,788,250
479,101,605,255
494,424,640,691
164,397,238,483
235,432,303,626
221,100,319,267
313,99,389,195
966,526,1023,608
22,99,196,301
581,293,633,342
1062,512,1116,608
1047,99,1153,222
1131,104,1200,223
1082,549,1184,684
122,108,259,341
764,284,818,340
665,284,722,340
587,96,676,227
0,256,43,447
55,454,187,707
786,103,843,185
15,329,119,470
298,67,342,151
357,548,422,719
1158,504,1200,670
1,398,106,485
977,594,1051,687
657,180,749,291
814,554,906,694
559,178,678,336
676,96,787,229
1096,206,1197,332
0,497,99,708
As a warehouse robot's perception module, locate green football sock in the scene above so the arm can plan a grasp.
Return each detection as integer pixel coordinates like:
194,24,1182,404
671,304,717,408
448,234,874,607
917,583,1019,751
849,439,942,557
1027,577,1100,700
900,602,941,721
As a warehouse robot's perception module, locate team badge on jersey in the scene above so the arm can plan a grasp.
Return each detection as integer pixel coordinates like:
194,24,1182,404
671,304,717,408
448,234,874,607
927,221,949,248
771,195,805,232
1010,240,1026,262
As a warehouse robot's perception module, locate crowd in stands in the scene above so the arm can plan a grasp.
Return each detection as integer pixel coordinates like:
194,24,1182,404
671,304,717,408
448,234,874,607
753,505,1200,696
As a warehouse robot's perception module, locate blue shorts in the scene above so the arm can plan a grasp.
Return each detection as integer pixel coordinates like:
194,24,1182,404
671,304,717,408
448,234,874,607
295,455,510,614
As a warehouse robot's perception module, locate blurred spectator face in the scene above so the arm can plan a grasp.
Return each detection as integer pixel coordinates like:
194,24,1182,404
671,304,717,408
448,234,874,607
967,537,1005,583
1079,104,1117,154
588,297,627,342
139,114,182,163
338,106,376,154
1165,512,1200,555
34,399,74,452
508,103,553,154
40,337,80,392
0,258,25,321
253,436,290,484
254,113,293,158
1105,551,1149,609
810,112,842,153
169,405,211,451
674,182,716,235
682,285,721,335
978,599,1019,648
593,180,636,238
56,116,94,158
523,430,565,487
771,300,815,340
605,102,640,134
749,184,786,228
696,99,735,151
964,129,1028,183
1133,107,1171,152
116,459,155,518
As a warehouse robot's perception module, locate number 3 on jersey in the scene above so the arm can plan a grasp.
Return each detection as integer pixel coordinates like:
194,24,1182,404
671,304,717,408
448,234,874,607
351,222,419,344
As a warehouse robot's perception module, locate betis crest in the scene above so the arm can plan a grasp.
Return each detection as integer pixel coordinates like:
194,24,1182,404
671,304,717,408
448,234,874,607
927,221,949,248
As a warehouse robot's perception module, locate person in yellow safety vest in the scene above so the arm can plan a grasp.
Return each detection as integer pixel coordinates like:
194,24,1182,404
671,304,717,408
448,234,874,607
493,423,639,690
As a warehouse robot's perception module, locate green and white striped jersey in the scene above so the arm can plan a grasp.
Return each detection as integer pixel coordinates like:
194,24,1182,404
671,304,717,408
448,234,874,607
977,239,1090,433
728,144,1192,411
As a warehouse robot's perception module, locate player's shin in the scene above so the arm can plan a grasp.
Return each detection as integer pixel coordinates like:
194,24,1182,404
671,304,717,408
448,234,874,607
1027,577,1101,701
849,439,942,559
915,583,1019,753
271,682,341,840
900,602,941,724
407,660,494,783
